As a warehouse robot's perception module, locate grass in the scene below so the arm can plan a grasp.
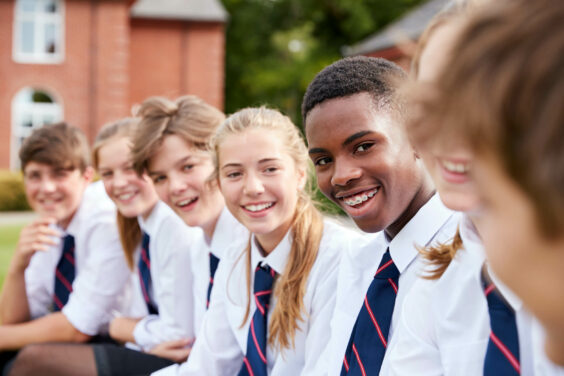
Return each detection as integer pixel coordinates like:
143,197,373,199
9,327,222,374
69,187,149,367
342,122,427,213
0,224,23,291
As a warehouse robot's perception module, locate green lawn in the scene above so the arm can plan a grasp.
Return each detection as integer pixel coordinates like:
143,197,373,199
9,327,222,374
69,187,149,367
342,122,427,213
0,224,23,290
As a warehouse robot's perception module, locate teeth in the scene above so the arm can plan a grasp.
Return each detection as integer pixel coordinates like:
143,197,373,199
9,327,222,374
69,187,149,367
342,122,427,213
245,202,273,212
442,160,469,173
118,192,135,201
343,188,378,207
178,198,196,206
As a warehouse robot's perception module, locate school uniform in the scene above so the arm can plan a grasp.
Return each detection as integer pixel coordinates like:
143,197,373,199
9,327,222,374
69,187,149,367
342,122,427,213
24,181,131,335
188,207,249,336
387,214,564,376
325,194,458,376
132,200,203,350
153,219,363,376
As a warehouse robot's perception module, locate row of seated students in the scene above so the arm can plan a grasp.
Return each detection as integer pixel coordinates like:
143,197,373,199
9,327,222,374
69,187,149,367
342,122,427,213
1,0,563,375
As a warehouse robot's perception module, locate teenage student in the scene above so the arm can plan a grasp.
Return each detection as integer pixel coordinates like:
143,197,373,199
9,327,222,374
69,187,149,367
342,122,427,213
154,106,361,375
130,95,249,361
302,56,459,375
404,0,564,370
0,123,131,374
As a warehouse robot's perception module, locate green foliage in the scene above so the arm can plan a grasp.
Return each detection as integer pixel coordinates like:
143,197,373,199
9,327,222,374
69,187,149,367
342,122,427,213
221,0,425,125
0,225,22,291
0,171,30,212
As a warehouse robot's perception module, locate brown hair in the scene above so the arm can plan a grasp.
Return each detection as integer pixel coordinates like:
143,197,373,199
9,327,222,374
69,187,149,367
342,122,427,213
213,107,324,351
131,95,225,175
19,122,91,172
418,0,564,237
92,118,141,269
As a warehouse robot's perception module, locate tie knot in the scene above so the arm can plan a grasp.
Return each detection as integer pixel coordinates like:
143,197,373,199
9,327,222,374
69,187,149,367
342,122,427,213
254,263,276,297
374,249,399,280
142,232,150,250
62,234,75,253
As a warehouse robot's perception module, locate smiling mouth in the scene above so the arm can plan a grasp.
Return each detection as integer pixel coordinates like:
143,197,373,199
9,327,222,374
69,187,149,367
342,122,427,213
440,159,470,174
177,197,198,208
243,202,274,212
116,192,136,201
339,188,379,207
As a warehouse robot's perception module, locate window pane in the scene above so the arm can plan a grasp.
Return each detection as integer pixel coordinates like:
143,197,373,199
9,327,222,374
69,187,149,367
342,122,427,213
32,90,54,103
44,0,58,13
18,0,36,13
44,23,57,53
20,21,35,53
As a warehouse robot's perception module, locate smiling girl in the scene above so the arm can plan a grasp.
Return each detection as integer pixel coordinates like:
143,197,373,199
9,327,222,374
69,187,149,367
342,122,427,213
154,107,361,376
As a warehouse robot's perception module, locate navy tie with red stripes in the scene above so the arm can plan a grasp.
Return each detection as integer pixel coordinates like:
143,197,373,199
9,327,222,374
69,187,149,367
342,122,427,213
53,234,75,311
482,270,521,375
207,252,220,309
238,263,276,376
341,249,399,376
138,232,158,315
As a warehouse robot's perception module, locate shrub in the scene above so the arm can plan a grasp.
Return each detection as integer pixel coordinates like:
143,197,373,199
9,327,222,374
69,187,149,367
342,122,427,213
0,170,30,211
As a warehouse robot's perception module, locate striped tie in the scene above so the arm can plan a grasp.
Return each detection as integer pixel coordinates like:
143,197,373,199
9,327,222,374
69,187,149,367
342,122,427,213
482,269,521,375
53,234,75,311
206,252,220,308
238,263,276,376
341,249,399,376
138,232,158,315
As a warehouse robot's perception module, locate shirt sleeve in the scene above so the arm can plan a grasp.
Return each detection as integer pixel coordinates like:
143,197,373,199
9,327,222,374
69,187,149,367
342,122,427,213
301,235,342,376
173,255,243,376
25,247,58,319
62,219,131,335
134,220,196,350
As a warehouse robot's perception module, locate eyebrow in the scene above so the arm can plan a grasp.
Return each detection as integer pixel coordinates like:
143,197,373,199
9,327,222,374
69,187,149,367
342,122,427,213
308,130,375,155
148,155,194,175
221,158,281,170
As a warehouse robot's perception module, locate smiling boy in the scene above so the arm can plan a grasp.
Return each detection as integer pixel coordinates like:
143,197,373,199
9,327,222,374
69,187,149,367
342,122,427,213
302,56,458,375
0,122,130,372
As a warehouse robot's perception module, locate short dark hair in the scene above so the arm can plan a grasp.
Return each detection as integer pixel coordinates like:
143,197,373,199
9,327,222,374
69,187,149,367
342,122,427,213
301,56,407,123
19,122,91,172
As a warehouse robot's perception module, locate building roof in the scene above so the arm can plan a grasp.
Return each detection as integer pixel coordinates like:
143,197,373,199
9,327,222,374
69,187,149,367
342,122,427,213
343,0,450,56
131,0,228,22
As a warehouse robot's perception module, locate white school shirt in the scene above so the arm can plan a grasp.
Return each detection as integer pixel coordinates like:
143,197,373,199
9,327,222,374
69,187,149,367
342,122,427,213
154,219,363,376
189,207,249,336
325,194,458,376
388,214,564,376
24,181,131,335
132,200,204,351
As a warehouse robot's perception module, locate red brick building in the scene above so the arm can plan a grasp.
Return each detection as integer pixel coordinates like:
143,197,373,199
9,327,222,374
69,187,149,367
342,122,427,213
0,0,227,169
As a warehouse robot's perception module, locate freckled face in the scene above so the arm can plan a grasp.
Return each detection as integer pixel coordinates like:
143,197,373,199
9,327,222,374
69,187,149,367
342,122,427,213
305,92,427,234
218,128,306,251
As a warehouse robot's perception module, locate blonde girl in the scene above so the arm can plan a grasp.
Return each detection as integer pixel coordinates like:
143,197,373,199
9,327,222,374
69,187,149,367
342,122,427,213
155,107,360,376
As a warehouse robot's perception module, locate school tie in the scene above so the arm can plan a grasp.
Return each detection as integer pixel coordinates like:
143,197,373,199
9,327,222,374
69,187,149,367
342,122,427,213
138,232,158,315
482,269,521,375
238,263,276,376
206,252,220,308
341,249,399,376
53,234,75,311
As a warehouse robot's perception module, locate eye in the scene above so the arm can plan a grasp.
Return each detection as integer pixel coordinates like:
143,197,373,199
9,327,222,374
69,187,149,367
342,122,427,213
100,171,113,179
264,166,279,173
225,171,242,179
355,142,374,153
152,175,166,184
314,157,332,166
182,164,194,172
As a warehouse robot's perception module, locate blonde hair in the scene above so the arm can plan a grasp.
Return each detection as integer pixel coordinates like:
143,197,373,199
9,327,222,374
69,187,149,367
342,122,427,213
212,107,324,351
92,118,141,269
131,95,225,174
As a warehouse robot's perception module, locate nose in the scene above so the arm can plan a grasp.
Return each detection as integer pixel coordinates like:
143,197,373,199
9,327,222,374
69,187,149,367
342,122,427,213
169,172,187,196
243,172,264,196
331,158,362,187
113,170,128,188
39,176,57,193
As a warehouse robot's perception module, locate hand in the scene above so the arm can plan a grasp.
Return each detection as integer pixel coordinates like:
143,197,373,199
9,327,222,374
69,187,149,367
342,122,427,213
109,316,141,344
12,217,61,272
149,338,194,363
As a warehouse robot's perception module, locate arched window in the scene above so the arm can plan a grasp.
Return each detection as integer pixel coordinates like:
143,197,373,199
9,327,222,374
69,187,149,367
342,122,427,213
11,88,63,169
13,0,64,63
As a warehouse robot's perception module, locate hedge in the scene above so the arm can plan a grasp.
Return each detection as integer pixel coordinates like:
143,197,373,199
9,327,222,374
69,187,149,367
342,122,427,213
0,170,31,211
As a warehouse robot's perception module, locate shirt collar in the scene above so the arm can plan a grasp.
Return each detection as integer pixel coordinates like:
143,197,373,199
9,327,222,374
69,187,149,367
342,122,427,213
458,214,486,262
210,207,249,255
388,194,454,273
138,200,165,235
250,230,292,275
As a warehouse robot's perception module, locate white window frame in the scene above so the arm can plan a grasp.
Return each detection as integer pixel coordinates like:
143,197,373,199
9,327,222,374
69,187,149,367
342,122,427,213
12,0,65,64
11,87,64,170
